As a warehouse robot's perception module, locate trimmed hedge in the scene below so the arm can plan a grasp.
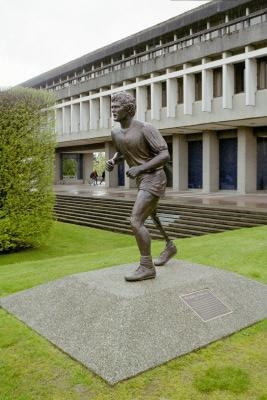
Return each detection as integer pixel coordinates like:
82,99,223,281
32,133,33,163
0,88,56,252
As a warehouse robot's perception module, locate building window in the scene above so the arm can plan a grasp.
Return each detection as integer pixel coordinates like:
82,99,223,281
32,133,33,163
209,14,226,27
188,140,203,189
219,137,237,190
213,67,222,97
147,86,151,110
257,57,267,90
162,81,167,107
234,62,245,93
177,77,184,104
257,136,267,190
195,73,202,101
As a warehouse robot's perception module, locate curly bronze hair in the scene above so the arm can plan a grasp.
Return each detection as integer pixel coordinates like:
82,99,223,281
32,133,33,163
111,91,136,117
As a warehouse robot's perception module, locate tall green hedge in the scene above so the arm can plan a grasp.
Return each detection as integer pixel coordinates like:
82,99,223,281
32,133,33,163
0,88,56,252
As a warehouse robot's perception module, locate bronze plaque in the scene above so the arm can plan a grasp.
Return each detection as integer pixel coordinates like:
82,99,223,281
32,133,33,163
181,289,232,321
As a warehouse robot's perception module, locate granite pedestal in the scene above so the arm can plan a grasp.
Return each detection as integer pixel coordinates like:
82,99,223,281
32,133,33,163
1,261,267,384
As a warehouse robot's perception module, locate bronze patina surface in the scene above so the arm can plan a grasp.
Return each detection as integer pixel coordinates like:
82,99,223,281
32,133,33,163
106,92,177,281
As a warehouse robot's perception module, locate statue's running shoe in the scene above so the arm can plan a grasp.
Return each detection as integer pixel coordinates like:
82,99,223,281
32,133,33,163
125,265,156,282
154,241,177,266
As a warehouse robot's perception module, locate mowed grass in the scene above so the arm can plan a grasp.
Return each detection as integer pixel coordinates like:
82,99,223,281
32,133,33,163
0,222,267,400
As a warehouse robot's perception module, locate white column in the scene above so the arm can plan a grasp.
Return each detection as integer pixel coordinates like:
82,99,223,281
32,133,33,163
83,153,94,184
237,127,257,193
62,107,66,134
245,46,257,106
202,58,213,112
90,98,100,130
183,64,194,115
63,106,71,134
202,131,219,192
110,85,118,127
54,152,61,184
136,80,147,121
151,73,161,120
105,142,118,188
100,94,110,129
71,103,80,133
166,68,178,118
80,101,90,131
222,52,234,109
55,108,63,136
172,134,188,191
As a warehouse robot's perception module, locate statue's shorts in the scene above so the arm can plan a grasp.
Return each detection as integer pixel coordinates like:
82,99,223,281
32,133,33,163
137,169,167,198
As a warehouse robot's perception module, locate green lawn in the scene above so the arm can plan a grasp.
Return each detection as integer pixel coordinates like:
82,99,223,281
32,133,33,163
0,222,267,400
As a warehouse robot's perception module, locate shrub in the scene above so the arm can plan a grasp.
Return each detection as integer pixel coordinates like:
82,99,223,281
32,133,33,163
62,158,77,176
0,87,56,252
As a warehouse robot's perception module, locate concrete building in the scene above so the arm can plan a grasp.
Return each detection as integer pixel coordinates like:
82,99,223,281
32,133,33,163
21,0,267,193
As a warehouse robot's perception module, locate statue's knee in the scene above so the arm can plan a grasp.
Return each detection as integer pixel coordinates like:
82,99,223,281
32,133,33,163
130,216,140,231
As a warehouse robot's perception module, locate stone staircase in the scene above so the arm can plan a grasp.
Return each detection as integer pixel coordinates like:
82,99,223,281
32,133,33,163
54,194,267,239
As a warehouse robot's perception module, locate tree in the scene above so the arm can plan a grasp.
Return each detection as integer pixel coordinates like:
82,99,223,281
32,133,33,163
93,152,105,176
62,158,77,177
0,87,56,252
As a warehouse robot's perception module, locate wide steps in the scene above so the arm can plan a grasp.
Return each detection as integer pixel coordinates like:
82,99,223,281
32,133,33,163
54,194,267,239
55,202,263,229
55,212,181,239
55,206,249,233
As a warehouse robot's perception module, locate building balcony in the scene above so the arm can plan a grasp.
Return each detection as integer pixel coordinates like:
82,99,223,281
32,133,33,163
47,7,267,98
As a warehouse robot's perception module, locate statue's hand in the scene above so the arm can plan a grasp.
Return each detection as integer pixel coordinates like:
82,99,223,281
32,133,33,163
105,159,115,171
126,166,143,179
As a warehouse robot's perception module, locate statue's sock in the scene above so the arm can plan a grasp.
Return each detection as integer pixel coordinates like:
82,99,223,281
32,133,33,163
140,255,154,268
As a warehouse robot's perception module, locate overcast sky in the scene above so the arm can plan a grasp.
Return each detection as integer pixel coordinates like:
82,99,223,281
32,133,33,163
1,0,210,88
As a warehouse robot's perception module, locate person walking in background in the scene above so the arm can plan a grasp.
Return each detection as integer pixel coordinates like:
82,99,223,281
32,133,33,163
90,170,98,185
100,170,105,185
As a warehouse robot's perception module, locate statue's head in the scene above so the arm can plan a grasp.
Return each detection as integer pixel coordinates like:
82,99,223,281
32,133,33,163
111,91,136,117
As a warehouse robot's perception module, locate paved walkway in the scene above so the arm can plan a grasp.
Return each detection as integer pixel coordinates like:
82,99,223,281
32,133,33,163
54,184,267,211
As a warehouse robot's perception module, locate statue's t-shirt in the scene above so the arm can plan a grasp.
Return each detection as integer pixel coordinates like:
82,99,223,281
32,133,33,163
111,120,168,197
111,120,168,169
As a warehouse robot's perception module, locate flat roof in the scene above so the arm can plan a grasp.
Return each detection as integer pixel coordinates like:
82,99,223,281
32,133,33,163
21,0,250,87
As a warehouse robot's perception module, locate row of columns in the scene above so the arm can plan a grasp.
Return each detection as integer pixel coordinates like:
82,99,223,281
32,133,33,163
146,47,257,114
55,48,259,136
172,127,256,193
54,127,256,193
56,96,111,135
103,127,256,194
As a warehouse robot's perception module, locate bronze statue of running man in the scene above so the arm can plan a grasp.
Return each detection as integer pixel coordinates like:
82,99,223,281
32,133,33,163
106,92,177,281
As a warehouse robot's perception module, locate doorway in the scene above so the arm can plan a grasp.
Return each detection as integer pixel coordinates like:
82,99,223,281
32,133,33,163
188,140,203,189
257,137,267,189
219,138,237,190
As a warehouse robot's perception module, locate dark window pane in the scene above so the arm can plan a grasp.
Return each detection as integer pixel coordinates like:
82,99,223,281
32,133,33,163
195,73,202,101
234,62,245,93
257,137,267,190
177,77,184,104
188,140,203,189
162,81,167,107
147,86,151,110
219,138,237,189
213,67,222,97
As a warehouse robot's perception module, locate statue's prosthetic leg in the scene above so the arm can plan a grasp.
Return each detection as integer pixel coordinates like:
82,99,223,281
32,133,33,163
151,212,177,266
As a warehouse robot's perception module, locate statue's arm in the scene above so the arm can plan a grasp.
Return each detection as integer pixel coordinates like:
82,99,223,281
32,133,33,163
106,131,125,171
140,148,170,171
105,152,124,171
126,149,169,178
